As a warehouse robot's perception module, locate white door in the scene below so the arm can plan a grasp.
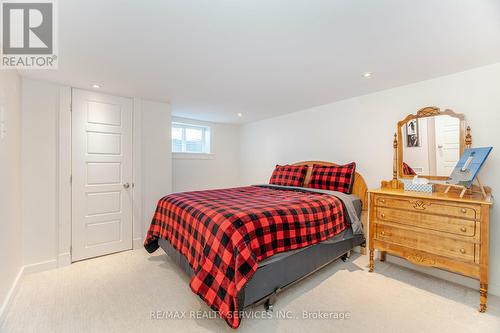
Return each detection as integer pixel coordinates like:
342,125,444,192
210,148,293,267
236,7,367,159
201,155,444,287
435,115,460,176
72,89,133,262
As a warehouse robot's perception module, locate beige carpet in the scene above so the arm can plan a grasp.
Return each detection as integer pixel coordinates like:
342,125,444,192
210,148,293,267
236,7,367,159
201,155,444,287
1,249,499,333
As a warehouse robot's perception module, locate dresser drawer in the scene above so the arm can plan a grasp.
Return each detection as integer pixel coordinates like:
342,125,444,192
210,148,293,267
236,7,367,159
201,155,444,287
375,224,476,263
376,206,477,237
375,195,479,220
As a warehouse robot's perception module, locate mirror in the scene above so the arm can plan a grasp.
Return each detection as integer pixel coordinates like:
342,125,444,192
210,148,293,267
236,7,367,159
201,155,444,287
397,107,465,180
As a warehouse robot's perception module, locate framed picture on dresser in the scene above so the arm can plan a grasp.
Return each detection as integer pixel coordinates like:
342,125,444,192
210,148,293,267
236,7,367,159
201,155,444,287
406,119,419,147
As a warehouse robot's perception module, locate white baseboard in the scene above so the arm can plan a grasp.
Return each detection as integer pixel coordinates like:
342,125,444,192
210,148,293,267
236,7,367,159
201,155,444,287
0,266,24,325
58,252,71,268
23,259,58,275
1,249,146,324
386,255,500,296
133,237,143,250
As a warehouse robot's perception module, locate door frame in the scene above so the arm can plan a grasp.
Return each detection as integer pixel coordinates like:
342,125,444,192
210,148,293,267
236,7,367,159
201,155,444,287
57,87,144,267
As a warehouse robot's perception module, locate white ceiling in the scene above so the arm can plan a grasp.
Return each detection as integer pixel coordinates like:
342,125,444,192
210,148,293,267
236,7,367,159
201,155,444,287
21,0,500,124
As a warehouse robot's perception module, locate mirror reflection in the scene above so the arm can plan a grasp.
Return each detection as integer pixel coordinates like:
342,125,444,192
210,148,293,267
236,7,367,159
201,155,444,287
401,115,460,178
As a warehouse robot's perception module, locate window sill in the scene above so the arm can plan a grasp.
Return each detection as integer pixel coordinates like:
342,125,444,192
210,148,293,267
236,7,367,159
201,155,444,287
173,152,215,160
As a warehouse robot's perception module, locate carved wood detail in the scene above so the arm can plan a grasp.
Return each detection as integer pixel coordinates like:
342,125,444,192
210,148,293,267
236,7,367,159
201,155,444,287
396,106,465,130
409,200,429,210
415,106,440,117
466,126,472,148
381,132,404,190
480,283,488,312
369,249,374,273
406,253,436,266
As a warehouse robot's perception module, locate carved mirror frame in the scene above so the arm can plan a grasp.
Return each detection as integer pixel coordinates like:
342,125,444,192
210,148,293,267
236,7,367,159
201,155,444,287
397,106,468,180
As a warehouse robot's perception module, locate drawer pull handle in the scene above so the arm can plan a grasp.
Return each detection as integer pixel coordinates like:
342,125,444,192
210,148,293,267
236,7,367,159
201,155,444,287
381,199,386,204
381,213,386,218
380,231,386,236
460,248,466,254
461,208,467,214
460,227,467,232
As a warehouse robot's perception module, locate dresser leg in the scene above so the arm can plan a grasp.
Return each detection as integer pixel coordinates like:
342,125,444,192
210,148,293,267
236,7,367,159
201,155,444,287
369,249,374,272
380,251,386,262
479,284,488,313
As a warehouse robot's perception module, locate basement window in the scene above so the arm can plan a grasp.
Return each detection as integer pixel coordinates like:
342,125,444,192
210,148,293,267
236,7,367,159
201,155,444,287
172,122,211,154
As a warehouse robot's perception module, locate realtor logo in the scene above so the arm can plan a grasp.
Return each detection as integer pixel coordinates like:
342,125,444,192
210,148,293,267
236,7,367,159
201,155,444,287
1,0,58,69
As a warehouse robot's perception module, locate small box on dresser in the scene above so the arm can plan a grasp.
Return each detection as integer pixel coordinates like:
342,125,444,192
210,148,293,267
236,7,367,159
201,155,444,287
402,180,434,193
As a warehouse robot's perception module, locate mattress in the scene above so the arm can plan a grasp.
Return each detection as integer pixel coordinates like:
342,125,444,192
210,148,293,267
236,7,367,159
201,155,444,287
258,197,362,267
158,196,362,274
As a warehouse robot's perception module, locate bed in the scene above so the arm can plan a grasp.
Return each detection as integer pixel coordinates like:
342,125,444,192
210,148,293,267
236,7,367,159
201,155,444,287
145,161,368,328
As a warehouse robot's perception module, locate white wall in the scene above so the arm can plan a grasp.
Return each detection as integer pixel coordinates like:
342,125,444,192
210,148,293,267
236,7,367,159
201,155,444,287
0,70,23,318
20,78,172,268
172,117,240,192
21,79,61,267
240,62,500,295
141,100,172,234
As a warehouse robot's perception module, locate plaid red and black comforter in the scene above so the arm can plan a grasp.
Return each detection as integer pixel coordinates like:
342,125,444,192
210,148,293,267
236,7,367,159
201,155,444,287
144,185,347,328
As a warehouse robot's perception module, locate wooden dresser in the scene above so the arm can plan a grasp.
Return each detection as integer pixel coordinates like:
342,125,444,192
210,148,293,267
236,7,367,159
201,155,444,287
368,188,492,312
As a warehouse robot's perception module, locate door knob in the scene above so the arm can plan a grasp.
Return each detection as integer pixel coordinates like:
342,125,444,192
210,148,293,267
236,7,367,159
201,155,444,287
123,183,130,189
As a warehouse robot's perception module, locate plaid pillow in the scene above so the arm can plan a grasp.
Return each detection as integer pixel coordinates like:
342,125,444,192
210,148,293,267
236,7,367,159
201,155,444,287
269,164,308,187
307,163,356,194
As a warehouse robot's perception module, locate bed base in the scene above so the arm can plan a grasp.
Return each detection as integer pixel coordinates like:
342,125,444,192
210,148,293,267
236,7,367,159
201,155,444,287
254,250,351,313
158,232,364,313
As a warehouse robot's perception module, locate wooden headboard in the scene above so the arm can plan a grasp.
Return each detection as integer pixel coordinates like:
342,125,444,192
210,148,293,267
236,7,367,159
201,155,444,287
292,161,368,211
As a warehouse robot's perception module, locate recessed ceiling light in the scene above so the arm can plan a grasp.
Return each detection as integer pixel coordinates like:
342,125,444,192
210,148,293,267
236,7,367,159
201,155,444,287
92,84,101,89
237,112,243,117
362,72,373,78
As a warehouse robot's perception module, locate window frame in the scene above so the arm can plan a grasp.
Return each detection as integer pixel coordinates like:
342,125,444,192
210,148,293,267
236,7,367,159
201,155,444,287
171,121,212,156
